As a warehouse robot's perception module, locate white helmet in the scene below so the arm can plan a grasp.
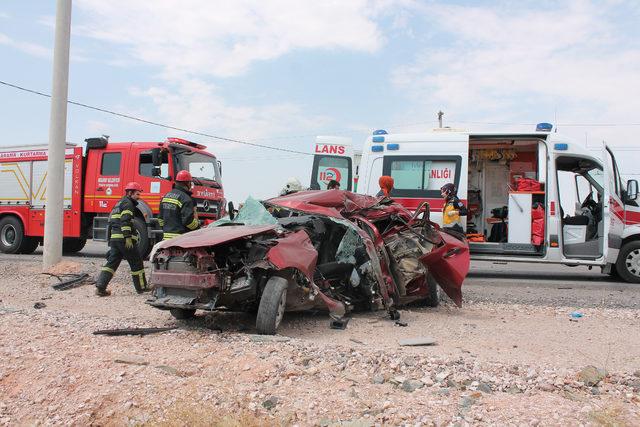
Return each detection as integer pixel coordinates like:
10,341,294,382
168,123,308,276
280,177,303,195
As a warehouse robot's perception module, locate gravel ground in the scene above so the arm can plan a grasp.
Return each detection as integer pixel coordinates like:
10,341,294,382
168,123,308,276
0,258,639,426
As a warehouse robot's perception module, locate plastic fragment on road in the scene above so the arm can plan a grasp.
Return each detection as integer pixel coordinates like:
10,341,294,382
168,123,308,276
399,337,437,346
570,311,584,319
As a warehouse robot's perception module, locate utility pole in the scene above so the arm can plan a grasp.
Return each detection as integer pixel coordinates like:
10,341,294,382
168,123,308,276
43,0,72,269
437,110,444,128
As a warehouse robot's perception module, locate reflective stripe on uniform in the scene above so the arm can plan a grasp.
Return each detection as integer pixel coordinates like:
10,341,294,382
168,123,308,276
161,198,183,208
131,269,145,276
157,219,165,226
163,232,180,240
121,209,134,217
101,267,115,274
110,213,121,219
110,233,125,239
121,226,132,231
186,217,199,230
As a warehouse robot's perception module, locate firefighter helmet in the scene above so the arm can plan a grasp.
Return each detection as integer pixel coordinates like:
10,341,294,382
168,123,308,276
280,177,303,195
124,182,143,192
175,170,193,182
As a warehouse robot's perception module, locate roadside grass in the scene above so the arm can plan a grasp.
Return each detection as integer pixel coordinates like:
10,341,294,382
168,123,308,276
589,405,627,427
141,402,273,427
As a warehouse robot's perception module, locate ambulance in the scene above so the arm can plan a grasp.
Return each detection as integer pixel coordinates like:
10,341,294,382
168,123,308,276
310,136,361,191
345,124,640,282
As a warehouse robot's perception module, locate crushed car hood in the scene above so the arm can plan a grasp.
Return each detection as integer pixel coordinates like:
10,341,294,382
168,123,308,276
267,190,383,218
153,225,278,250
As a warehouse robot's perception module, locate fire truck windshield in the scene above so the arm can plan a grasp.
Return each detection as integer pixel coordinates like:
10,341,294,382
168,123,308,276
175,151,220,184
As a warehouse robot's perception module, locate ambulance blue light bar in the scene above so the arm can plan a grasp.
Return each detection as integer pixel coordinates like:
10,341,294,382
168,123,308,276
371,145,384,152
536,122,553,132
387,143,399,150
373,129,388,135
554,143,568,150
372,136,385,143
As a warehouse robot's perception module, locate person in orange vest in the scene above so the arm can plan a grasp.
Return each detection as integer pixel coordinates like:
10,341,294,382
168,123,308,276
95,182,147,296
377,175,394,197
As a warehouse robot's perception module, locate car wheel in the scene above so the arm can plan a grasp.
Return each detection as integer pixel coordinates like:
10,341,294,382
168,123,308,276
169,308,196,320
421,274,441,307
0,216,25,254
256,277,288,335
616,241,640,284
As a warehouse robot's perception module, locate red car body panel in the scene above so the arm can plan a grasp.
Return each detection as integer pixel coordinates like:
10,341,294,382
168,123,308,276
266,230,318,281
154,224,278,250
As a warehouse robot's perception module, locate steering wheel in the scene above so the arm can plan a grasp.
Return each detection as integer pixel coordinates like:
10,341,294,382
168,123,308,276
581,191,599,218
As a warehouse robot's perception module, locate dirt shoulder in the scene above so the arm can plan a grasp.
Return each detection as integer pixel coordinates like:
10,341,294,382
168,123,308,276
0,259,639,425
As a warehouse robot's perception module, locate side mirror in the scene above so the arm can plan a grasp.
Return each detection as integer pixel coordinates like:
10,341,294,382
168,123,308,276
627,179,638,201
227,201,235,220
217,160,223,178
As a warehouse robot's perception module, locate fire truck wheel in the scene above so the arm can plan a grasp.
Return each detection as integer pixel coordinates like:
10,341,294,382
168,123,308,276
0,216,26,254
420,273,441,307
616,241,640,284
19,237,40,254
62,238,87,254
133,217,151,259
256,276,288,335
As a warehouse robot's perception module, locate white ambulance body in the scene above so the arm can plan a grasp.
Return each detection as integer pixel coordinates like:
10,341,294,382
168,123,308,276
355,126,640,282
310,136,359,191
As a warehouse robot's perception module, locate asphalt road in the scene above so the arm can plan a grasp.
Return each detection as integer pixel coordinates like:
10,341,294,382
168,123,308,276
2,240,639,308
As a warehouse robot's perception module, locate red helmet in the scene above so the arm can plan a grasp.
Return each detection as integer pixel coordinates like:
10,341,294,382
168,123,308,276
175,170,193,182
124,182,143,192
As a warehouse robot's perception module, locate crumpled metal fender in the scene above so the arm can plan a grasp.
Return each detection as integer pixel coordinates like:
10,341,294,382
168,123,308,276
419,231,470,307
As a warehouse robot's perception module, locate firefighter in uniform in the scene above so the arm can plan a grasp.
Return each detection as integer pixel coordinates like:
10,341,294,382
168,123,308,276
159,170,199,240
441,183,467,233
95,182,148,296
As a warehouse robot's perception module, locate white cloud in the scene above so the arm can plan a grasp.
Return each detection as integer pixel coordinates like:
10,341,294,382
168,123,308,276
391,1,640,144
76,0,387,79
0,32,51,58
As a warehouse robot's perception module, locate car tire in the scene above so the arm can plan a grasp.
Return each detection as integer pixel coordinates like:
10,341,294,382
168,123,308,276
169,308,196,320
615,241,640,284
19,237,40,254
133,217,151,259
0,216,26,254
256,277,288,335
421,274,441,307
62,237,87,254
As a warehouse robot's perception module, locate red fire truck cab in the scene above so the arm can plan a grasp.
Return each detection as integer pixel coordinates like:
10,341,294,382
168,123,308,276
0,137,226,257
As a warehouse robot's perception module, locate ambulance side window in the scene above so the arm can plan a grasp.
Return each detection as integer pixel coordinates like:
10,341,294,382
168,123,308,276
382,155,462,198
101,152,121,176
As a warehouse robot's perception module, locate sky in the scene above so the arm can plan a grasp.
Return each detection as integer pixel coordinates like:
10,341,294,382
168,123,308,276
1,0,640,201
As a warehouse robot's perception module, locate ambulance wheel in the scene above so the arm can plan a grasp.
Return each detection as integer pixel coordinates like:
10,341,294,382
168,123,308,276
62,237,87,254
133,218,151,259
256,277,288,335
0,216,26,254
421,274,441,307
19,237,40,254
616,241,640,284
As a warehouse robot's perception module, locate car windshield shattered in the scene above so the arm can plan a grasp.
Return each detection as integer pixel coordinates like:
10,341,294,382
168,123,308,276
147,190,470,335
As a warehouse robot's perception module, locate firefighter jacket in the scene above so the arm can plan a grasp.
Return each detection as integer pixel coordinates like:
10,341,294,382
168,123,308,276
108,195,141,241
159,186,199,239
443,195,468,225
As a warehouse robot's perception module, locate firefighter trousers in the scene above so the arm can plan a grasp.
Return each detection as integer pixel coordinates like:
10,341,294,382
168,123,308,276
96,240,148,293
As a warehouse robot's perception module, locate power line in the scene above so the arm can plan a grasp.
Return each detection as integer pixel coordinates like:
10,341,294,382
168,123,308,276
0,79,314,156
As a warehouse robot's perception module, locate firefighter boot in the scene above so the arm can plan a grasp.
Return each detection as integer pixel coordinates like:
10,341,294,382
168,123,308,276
95,267,115,296
131,269,148,294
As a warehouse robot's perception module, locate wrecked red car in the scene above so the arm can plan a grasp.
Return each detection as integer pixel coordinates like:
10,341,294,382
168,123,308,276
147,190,470,334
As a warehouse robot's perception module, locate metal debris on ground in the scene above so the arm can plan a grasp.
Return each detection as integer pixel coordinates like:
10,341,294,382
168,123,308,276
399,337,437,347
93,327,177,336
43,273,92,291
33,302,46,309
330,317,351,330
395,321,408,327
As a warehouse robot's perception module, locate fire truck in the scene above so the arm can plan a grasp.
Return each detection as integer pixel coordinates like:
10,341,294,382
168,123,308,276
0,137,226,257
